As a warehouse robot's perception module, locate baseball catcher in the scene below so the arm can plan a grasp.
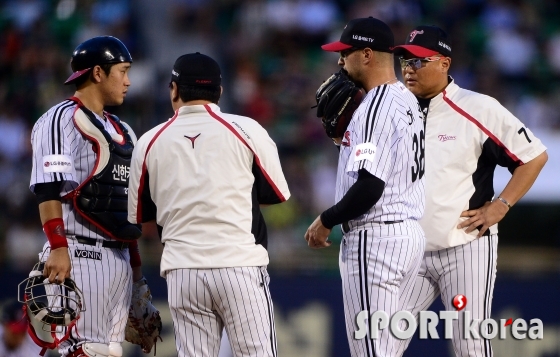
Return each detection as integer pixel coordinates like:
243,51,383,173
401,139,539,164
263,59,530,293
314,69,365,138
125,277,162,354
28,35,161,357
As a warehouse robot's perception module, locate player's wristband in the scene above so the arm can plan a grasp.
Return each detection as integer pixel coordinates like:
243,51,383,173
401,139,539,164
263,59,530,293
43,218,68,249
495,196,512,209
129,240,142,268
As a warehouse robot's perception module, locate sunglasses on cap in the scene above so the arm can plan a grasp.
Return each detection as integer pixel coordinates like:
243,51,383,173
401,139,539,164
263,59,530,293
399,56,443,70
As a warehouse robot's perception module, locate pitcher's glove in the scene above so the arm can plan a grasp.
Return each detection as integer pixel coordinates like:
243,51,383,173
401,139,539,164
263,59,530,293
125,277,162,354
314,69,365,138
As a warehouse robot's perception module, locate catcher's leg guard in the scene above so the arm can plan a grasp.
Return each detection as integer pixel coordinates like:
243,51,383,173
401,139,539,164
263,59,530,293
108,342,123,357
83,342,110,357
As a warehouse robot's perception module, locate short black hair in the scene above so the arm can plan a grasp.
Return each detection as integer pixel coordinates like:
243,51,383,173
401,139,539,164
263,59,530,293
177,84,221,104
74,63,115,88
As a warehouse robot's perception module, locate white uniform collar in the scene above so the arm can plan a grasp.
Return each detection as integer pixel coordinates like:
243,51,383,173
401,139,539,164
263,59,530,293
433,76,459,100
177,103,221,115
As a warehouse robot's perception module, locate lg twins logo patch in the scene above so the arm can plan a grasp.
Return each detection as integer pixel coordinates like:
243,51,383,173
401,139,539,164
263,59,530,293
438,134,456,142
356,147,375,157
42,155,73,173
353,143,376,163
409,30,424,42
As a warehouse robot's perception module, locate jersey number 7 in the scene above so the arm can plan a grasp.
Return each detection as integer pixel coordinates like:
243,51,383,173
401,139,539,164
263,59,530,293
411,129,425,182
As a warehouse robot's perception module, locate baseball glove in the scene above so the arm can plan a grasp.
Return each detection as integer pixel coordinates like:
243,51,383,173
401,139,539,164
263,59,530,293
125,277,162,354
314,69,365,138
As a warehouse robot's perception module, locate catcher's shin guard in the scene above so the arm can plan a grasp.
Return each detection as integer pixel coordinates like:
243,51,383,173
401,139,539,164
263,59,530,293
82,342,110,357
109,342,123,357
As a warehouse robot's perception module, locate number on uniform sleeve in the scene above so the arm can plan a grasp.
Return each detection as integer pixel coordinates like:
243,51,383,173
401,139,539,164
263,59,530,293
518,127,532,143
411,129,425,182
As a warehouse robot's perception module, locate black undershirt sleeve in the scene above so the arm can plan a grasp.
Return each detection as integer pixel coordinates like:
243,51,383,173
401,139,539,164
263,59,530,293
320,169,385,229
34,182,63,204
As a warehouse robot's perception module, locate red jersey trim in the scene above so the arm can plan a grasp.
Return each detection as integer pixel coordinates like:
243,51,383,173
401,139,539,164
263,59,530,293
203,104,286,202
136,112,179,221
442,90,524,165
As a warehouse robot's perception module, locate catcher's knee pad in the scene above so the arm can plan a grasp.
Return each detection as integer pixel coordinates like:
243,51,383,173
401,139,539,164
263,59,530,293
82,342,110,357
108,342,122,357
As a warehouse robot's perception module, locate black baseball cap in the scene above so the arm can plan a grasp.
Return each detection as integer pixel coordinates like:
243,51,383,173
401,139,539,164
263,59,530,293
170,52,221,87
321,17,394,53
393,25,452,58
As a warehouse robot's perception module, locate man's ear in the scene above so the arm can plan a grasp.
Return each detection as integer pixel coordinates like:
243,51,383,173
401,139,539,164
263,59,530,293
441,57,451,72
362,48,372,64
171,81,179,102
91,65,103,84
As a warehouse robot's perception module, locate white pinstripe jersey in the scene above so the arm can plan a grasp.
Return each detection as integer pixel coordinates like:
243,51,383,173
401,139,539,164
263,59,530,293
30,99,123,240
421,79,547,250
128,103,290,274
335,81,425,231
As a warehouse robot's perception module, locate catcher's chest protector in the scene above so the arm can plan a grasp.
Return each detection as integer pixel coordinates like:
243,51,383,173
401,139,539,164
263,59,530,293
65,100,141,241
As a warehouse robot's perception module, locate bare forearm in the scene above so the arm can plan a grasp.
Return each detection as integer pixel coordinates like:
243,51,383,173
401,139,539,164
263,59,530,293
38,200,63,224
499,151,548,206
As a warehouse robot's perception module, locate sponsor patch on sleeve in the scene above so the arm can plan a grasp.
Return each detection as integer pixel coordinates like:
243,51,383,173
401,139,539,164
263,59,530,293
351,143,376,163
42,155,74,173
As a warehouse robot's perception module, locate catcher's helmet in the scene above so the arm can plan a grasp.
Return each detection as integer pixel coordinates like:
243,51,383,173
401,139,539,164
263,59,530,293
315,69,365,138
64,36,133,84
18,263,85,351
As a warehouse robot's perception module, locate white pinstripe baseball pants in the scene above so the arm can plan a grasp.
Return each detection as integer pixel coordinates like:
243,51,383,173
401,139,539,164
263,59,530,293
41,239,132,357
166,266,277,357
397,234,498,357
340,220,425,357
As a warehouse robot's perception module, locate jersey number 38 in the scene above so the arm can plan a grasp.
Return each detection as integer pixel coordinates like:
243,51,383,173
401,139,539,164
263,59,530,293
411,129,425,182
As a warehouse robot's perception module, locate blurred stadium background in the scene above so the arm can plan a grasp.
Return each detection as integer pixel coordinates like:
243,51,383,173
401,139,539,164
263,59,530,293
0,0,558,356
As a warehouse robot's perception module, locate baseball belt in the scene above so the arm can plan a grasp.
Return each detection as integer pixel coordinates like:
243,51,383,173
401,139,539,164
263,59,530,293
341,220,404,234
75,236,129,249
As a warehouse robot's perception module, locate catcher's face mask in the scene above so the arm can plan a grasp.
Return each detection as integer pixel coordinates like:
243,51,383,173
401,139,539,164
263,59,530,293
18,263,85,356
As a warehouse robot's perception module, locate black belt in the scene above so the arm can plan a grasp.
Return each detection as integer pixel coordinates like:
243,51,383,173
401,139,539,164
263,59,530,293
75,236,129,249
341,220,404,233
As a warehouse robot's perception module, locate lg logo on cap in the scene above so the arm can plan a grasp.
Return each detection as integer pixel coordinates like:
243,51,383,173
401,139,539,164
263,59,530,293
409,30,424,42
